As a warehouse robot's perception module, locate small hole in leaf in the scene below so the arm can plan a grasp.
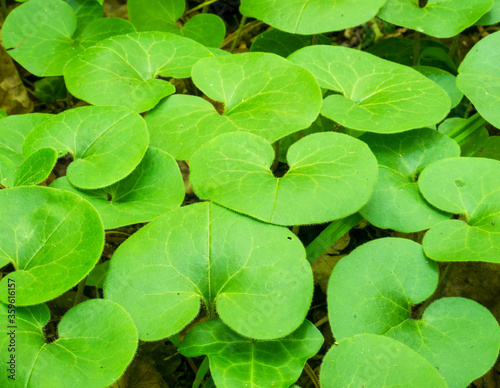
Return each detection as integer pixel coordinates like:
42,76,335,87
455,180,466,188
107,193,113,201
287,236,292,240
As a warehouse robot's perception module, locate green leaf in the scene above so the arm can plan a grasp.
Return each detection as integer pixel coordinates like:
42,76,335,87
64,32,213,112
378,0,493,38
474,136,500,160
288,45,450,133
51,147,185,229
2,0,135,76
146,52,322,160
34,77,68,103
181,14,226,48
104,202,313,340
457,31,500,128
23,106,149,190
320,334,447,388
0,299,138,387
250,29,330,58
179,318,323,388
327,238,500,387
128,0,184,33
0,110,6,118
65,0,103,36
190,132,378,225
0,113,54,188
477,0,500,25
419,157,500,262
240,0,387,34
359,128,459,232
414,66,462,108
0,186,104,305
86,260,109,288
438,114,489,156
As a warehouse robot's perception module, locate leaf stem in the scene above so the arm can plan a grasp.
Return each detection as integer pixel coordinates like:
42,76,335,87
192,356,210,388
73,277,88,307
448,35,459,60
1,0,7,20
230,15,248,53
186,0,219,16
413,31,420,66
304,362,320,388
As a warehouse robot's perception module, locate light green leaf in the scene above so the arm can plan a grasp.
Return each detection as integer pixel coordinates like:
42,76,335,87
104,202,313,340
457,31,500,128
0,299,138,387
414,66,462,108
128,0,184,33
419,157,500,262
2,0,135,76
51,147,185,229
377,0,493,38
474,136,500,160
64,32,213,112
181,14,226,48
190,132,378,225
65,0,102,36
34,77,67,103
0,186,104,305
359,128,459,232
240,0,387,34
320,334,447,388
288,45,450,133
477,0,500,25
179,319,323,388
0,113,54,188
327,238,500,387
146,52,322,160
23,106,149,190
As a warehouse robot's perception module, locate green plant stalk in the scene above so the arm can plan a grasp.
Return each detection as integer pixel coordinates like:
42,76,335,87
230,15,248,53
305,213,362,263
192,356,210,388
1,0,6,20
448,34,459,60
186,0,219,15
413,31,420,66
447,113,487,145
74,277,88,307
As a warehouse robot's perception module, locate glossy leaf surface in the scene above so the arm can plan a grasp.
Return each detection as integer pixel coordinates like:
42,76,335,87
105,202,313,340
0,186,104,305
289,45,450,133
419,157,500,262
190,132,378,225
179,319,323,388
23,106,149,190
0,300,138,387
359,128,459,232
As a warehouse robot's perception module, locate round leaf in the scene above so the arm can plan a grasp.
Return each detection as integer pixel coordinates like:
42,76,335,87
477,0,500,25
414,65,463,108
23,106,149,190
181,14,226,48
327,238,500,387
179,318,323,388
419,157,500,262
320,334,447,388
190,132,378,225
104,202,313,340
240,0,387,34
377,0,493,38
0,299,138,387
2,0,135,76
51,147,185,229
457,31,500,128
288,45,450,133
359,128,459,232
128,0,184,33
0,186,104,305
63,32,213,112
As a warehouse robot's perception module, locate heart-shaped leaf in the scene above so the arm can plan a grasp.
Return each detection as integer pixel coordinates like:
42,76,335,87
320,334,447,388
23,106,149,190
419,157,500,262
51,147,185,229
0,299,138,387
0,113,56,188
63,32,213,112
128,0,226,47
414,65,463,108
457,31,500,128
327,238,500,387
190,132,378,225
179,318,323,388
288,45,450,133
377,0,493,38
104,202,313,341
145,52,322,160
359,128,459,232
240,0,387,34
2,0,135,76
0,186,104,305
